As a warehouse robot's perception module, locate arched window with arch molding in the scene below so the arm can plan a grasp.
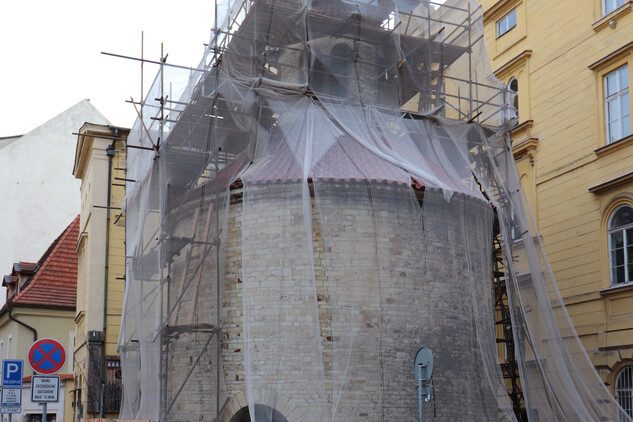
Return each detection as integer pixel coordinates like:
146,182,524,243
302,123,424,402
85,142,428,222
230,405,289,422
616,365,633,420
609,204,633,285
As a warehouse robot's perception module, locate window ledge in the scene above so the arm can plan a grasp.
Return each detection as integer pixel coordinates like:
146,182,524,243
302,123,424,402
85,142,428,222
600,282,633,296
496,26,516,39
592,1,633,32
594,133,633,157
75,309,85,323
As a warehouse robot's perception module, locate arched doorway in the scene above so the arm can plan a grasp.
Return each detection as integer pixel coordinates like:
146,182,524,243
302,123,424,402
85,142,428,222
230,404,289,422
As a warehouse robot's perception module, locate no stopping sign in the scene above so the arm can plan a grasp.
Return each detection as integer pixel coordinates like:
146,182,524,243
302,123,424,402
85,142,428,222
27,338,66,375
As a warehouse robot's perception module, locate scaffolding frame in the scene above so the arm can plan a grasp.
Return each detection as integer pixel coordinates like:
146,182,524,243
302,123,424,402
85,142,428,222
117,1,524,420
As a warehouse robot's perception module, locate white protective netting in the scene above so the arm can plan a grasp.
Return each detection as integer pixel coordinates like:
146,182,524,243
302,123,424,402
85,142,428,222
118,0,631,420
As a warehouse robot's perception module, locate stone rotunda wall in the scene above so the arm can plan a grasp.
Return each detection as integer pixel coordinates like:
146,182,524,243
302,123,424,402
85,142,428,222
165,180,496,421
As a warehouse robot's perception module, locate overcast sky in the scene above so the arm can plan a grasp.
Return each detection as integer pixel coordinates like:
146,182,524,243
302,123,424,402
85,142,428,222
1,1,452,137
1,0,214,137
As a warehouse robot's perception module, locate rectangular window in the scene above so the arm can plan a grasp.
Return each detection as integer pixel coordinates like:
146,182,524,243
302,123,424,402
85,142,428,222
605,65,631,144
604,0,626,15
611,230,626,283
610,227,633,284
496,9,517,38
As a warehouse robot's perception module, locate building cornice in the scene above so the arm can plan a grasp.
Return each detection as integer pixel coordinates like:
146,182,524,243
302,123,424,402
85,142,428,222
484,0,521,23
588,42,633,70
75,231,88,254
494,50,532,76
511,131,538,166
73,123,130,180
0,302,75,321
588,171,633,194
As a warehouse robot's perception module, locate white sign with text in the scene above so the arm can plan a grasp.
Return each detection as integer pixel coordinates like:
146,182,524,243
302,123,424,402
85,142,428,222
31,376,59,402
1,388,21,406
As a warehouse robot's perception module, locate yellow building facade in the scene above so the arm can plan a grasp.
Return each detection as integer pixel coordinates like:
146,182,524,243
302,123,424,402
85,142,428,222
482,0,633,414
73,123,128,420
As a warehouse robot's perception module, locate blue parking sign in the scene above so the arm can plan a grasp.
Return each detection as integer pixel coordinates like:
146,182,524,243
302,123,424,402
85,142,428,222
2,360,23,387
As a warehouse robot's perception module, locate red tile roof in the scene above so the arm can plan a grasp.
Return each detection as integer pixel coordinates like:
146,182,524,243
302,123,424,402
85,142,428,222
23,374,73,383
242,135,411,184
9,216,79,310
240,134,466,193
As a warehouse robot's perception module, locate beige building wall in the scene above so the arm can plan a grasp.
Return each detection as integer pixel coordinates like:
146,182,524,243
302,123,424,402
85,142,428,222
73,123,128,420
0,308,75,375
482,0,633,395
0,306,76,422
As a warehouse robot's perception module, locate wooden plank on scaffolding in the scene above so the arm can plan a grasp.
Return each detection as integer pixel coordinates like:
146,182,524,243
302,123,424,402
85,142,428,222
188,201,215,324
171,207,201,326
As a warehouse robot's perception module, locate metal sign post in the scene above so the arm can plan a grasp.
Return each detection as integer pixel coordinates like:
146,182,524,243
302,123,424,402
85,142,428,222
413,347,434,422
27,339,66,422
1,360,23,420
31,375,59,422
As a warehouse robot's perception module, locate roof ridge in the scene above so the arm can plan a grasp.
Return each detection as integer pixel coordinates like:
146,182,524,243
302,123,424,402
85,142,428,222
12,215,79,306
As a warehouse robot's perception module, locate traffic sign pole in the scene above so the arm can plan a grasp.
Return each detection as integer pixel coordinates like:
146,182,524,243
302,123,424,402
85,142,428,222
2,361,23,419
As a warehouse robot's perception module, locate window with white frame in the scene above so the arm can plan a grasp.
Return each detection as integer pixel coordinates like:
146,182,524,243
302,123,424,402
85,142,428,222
496,9,517,38
609,205,633,285
604,0,626,15
616,366,633,420
7,335,11,359
605,64,631,144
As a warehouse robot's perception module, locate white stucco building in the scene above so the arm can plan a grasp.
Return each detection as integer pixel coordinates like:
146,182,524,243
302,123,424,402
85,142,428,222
0,100,109,302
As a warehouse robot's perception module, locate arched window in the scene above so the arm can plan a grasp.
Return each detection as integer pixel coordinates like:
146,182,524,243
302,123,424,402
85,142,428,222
609,205,633,285
230,405,289,422
508,77,519,120
616,366,633,420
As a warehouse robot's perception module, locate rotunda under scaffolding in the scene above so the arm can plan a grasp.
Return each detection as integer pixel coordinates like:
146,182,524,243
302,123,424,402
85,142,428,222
118,0,631,421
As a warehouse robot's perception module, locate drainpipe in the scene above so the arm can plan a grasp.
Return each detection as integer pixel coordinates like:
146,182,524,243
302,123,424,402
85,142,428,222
100,129,117,418
7,301,37,343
